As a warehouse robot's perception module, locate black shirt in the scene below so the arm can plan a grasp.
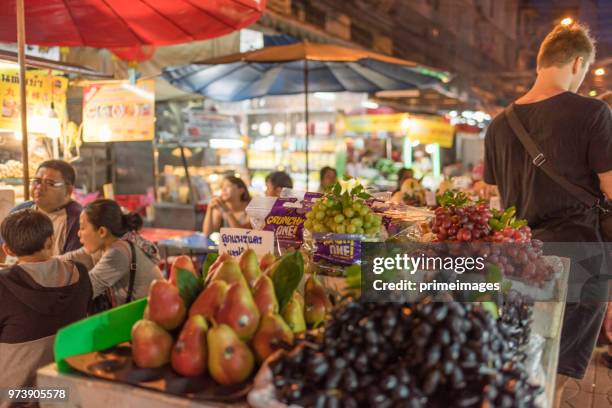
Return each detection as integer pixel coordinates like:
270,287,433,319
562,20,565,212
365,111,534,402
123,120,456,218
484,92,612,238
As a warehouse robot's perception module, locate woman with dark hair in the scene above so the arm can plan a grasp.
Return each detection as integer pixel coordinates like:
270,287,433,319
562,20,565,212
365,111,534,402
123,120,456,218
203,176,251,235
60,199,163,308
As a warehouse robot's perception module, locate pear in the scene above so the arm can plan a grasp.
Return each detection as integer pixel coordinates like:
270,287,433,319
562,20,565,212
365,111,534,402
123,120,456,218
212,259,248,287
207,324,254,385
253,275,279,315
148,279,186,330
189,280,228,320
239,248,261,288
265,257,281,279
131,319,173,368
216,282,260,341
252,313,294,362
304,275,332,328
205,253,231,283
259,252,277,273
282,292,306,334
169,255,198,285
171,315,208,377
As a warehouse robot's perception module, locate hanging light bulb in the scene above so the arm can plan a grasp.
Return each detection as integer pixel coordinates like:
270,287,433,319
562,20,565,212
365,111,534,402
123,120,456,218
46,102,61,139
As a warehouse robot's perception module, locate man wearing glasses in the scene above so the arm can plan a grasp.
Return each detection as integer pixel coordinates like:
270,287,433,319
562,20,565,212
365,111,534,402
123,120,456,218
6,160,82,256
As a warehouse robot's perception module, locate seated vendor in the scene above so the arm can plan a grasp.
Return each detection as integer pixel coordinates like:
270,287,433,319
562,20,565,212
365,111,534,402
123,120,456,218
203,176,252,236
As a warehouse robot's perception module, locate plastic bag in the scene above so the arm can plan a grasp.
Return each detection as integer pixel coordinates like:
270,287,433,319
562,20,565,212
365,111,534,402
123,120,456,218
370,202,434,242
246,196,279,230
248,351,292,408
525,333,546,385
248,191,327,257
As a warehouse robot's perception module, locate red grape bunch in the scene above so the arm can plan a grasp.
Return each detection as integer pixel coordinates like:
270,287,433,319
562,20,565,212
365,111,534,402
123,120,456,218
431,192,492,242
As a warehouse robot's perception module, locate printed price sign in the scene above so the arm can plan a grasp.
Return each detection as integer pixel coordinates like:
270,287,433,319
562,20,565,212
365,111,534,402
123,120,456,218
219,228,274,258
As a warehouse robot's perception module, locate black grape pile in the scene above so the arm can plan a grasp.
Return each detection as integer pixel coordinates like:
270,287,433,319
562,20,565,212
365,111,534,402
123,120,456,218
498,290,534,360
269,297,542,408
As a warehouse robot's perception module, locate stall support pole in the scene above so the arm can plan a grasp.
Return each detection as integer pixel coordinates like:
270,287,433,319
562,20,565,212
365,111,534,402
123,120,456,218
179,145,196,204
16,0,29,200
303,61,310,190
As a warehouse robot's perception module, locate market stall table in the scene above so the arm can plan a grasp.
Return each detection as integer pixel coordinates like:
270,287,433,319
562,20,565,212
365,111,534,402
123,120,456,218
140,228,217,274
157,233,218,271
140,227,198,244
36,257,570,408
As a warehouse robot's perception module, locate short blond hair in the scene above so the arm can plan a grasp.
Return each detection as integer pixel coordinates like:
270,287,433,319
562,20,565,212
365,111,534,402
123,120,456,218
537,23,596,69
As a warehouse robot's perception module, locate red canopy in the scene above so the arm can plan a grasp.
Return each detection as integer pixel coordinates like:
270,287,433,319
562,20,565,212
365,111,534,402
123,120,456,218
0,0,266,47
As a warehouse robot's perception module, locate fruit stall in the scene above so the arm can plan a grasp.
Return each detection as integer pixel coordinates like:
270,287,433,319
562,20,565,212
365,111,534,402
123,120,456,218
37,180,569,408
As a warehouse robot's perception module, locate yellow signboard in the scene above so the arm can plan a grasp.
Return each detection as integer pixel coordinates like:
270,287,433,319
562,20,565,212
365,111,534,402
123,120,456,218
343,113,454,148
82,80,155,143
404,116,455,148
343,113,408,133
0,69,68,133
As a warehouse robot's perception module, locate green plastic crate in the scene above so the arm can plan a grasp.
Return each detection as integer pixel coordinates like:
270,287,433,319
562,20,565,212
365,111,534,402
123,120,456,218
54,298,147,373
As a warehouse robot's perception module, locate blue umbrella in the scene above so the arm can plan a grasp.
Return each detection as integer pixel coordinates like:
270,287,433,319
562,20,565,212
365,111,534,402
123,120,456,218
162,41,450,185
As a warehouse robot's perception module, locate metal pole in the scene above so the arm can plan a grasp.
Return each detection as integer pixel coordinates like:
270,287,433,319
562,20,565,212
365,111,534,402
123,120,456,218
304,60,310,191
16,0,29,200
179,145,196,204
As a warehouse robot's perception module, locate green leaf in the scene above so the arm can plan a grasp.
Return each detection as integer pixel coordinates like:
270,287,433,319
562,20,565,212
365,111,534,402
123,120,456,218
176,267,203,307
201,253,218,282
271,251,305,312
501,280,513,293
352,185,364,196
488,219,503,231
332,183,342,195
357,192,371,199
486,264,503,283
438,190,470,208
510,219,528,229
481,301,499,319
500,207,516,226
345,264,361,289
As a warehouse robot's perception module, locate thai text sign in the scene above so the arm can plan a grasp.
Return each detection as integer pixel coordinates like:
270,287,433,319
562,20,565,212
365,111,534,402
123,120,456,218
219,228,274,258
0,69,67,133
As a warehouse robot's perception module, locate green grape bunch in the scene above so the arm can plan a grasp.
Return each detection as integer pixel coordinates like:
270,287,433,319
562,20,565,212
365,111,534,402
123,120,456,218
304,179,383,236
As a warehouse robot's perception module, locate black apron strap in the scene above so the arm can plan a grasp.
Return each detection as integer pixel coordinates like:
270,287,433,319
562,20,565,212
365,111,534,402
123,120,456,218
126,240,137,303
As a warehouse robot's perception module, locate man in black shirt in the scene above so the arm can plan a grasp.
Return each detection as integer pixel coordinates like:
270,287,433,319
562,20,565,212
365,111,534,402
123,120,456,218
484,23,612,405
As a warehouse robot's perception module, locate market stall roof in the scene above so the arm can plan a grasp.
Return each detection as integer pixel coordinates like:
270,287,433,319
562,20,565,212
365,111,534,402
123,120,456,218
0,0,266,47
162,41,451,102
0,49,111,78
201,41,440,67
374,88,480,115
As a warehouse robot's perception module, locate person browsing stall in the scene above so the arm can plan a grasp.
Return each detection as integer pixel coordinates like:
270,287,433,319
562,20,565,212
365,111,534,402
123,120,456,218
265,171,293,197
319,166,337,192
5,160,82,256
394,168,415,194
203,176,251,236
483,23,612,407
60,199,163,311
0,210,91,390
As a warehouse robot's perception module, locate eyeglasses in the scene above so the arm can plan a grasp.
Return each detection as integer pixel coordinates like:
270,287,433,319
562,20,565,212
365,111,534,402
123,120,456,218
30,178,67,188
